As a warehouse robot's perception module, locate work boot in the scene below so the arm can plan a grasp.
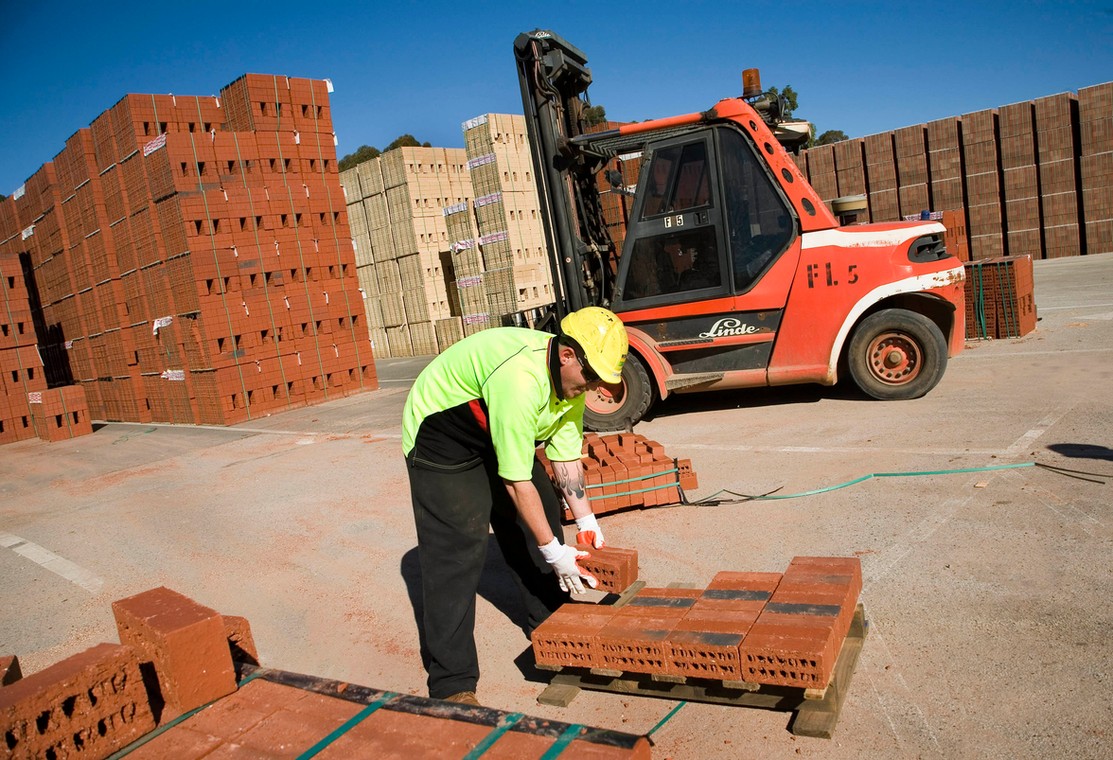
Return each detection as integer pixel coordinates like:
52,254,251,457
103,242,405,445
442,691,480,706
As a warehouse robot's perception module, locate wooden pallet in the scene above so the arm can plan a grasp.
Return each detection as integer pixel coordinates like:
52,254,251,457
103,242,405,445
536,588,867,739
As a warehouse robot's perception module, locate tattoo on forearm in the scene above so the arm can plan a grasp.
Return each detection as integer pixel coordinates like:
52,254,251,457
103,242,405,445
555,463,586,500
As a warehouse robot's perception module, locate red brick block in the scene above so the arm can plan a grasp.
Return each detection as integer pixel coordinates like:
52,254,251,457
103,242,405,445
597,614,677,672
739,624,843,689
666,609,757,680
1,654,22,685
223,614,260,665
112,586,237,720
531,604,616,669
573,543,638,593
0,643,156,758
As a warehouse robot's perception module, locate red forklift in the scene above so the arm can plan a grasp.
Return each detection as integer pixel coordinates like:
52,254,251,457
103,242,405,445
514,30,965,430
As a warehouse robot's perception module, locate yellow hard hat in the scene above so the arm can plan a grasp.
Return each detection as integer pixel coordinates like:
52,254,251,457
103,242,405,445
560,307,628,384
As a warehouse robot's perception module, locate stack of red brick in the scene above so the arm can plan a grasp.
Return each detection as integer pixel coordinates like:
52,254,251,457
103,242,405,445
533,556,861,690
0,587,650,759
798,81,1113,260
0,74,378,436
538,432,699,518
964,255,1037,339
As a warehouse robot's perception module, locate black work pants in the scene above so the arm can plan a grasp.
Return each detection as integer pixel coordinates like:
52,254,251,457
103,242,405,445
407,454,567,699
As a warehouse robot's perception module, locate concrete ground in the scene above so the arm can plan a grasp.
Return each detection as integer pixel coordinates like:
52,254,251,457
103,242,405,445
2,253,1111,759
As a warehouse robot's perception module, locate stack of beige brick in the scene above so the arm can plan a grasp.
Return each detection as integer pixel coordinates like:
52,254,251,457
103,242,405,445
461,113,553,329
342,147,472,357
339,114,555,358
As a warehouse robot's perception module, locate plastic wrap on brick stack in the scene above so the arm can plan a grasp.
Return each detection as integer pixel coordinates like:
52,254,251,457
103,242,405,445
531,556,862,691
833,138,867,199
0,75,377,433
964,255,1037,339
961,108,1006,260
339,146,472,357
537,432,699,518
926,117,965,215
863,132,899,222
27,385,93,442
1033,93,1082,259
0,247,46,443
461,114,554,327
1078,82,1113,255
803,143,838,207
894,125,931,219
998,100,1043,260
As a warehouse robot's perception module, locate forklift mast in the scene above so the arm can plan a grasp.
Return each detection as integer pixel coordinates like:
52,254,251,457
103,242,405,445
513,29,616,322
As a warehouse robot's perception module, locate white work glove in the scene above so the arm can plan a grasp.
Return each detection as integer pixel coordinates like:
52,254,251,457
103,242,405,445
539,538,597,594
574,513,606,549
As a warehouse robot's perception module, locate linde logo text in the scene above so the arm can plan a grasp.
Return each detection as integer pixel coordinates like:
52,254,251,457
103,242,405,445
697,318,761,338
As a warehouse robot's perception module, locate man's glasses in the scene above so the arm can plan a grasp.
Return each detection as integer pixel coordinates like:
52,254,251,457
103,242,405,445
576,352,601,384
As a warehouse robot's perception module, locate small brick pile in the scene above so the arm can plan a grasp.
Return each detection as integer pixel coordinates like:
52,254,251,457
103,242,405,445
0,587,250,758
964,254,1037,339
0,588,650,758
539,432,699,518
26,385,93,442
532,556,862,690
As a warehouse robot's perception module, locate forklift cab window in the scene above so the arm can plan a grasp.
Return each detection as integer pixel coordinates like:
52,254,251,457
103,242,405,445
718,128,795,292
620,138,725,302
640,142,711,218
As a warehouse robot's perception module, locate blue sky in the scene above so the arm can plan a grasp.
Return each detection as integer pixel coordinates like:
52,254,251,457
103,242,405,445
2,1,1111,195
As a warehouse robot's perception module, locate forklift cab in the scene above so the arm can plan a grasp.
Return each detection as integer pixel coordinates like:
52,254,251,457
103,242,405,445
613,125,797,310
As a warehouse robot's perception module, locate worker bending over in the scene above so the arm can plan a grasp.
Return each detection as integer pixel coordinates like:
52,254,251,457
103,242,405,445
401,307,628,706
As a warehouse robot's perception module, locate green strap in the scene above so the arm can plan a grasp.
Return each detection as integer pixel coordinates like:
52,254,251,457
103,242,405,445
695,462,1037,504
295,691,399,759
647,701,687,737
461,712,524,759
105,671,265,760
585,467,678,490
539,724,586,759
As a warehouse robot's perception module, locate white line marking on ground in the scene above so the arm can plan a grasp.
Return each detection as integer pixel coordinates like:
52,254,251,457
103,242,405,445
1038,302,1113,311
0,533,104,593
671,442,1001,457
959,347,1113,358
1002,410,1066,458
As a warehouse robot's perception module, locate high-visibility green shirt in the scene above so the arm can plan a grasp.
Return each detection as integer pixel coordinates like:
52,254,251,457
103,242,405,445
402,327,585,481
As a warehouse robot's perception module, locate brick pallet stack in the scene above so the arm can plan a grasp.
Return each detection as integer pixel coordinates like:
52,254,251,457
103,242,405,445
1034,93,1082,259
863,132,899,222
533,556,861,690
926,117,965,213
803,143,838,204
894,125,930,218
538,432,698,518
0,248,47,443
462,113,554,327
1078,83,1113,254
339,146,472,356
833,138,867,198
961,108,1006,260
0,74,377,432
964,254,1037,339
998,100,1042,259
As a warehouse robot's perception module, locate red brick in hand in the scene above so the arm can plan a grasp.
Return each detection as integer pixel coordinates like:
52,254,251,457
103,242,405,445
573,544,638,593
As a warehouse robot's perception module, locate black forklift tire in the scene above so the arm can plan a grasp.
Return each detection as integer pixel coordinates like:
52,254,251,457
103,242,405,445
583,353,653,432
847,308,948,400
